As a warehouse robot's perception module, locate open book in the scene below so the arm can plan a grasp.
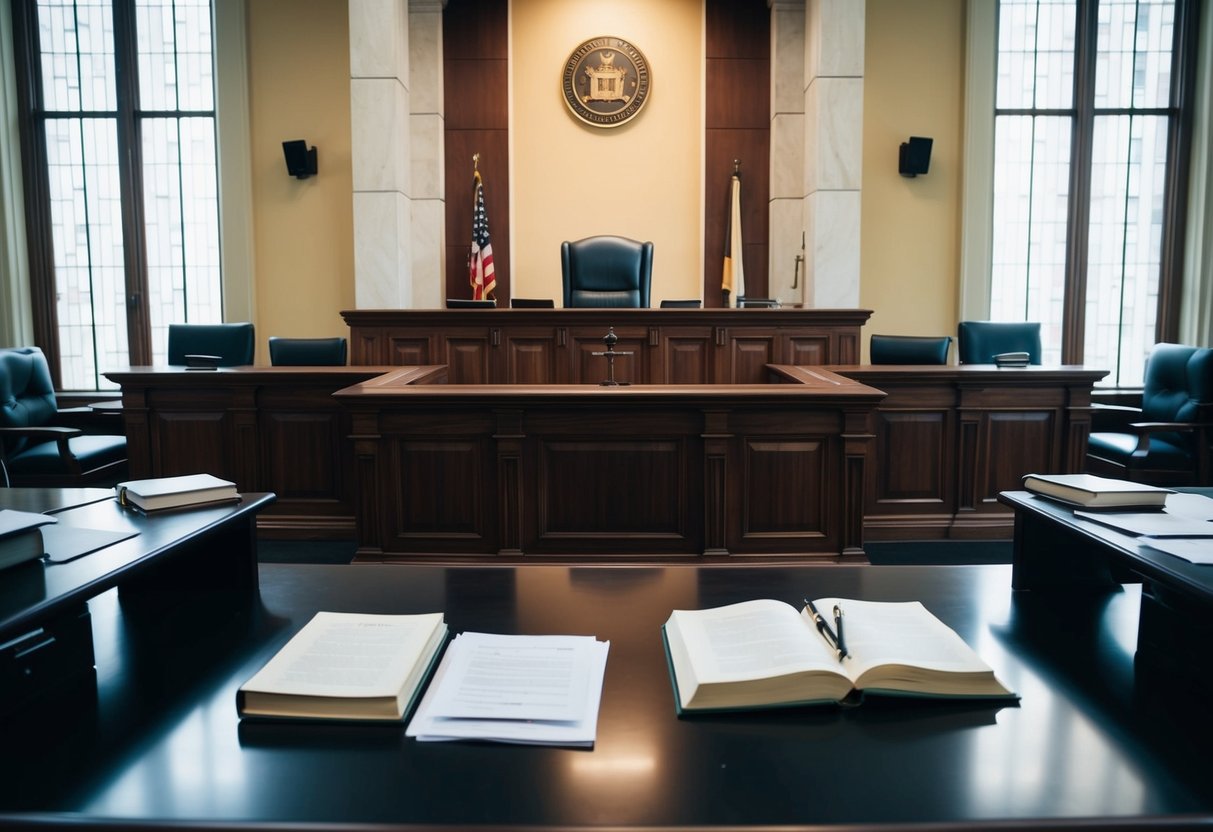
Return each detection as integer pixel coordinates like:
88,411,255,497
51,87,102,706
237,611,447,721
662,598,1015,712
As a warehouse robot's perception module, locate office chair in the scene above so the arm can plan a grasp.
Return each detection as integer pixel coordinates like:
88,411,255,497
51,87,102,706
660,299,701,309
0,347,127,487
268,337,348,366
561,236,653,308
957,321,1042,365
167,322,256,366
446,298,497,308
510,298,555,308
869,334,952,365
1086,343,1213,486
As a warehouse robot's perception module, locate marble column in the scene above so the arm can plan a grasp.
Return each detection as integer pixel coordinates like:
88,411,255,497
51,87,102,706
769,0,806,306
802,0,864,308
408,1,445,310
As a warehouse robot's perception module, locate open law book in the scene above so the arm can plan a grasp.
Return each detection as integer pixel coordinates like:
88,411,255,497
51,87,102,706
238,611,447,721
662,598,1015,712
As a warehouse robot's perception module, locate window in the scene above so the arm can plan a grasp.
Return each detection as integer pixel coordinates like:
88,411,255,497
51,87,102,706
990,0,1197,386
13,0,221,390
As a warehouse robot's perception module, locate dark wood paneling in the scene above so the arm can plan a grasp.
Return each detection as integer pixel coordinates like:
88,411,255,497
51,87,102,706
705,59,771,129
740,438,829,539
875,411,950,503
343,308,873,384
261,411,345,498
706,0,772,59
443,60,509,129
442,0,508,60
394,439,489,536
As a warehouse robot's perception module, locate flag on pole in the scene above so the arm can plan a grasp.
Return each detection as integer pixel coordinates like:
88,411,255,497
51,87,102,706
722,170,745,307
469,168,496,300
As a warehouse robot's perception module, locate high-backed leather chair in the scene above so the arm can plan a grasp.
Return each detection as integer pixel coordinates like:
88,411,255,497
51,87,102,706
167,322,255,366
1086,343,1213,485
561,236,653,308
268,337,348,366
869,334,952,365
0,347,127,486
957,321,1042,365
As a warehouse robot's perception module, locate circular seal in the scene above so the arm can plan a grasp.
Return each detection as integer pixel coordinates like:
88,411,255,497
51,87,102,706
561,37,652,128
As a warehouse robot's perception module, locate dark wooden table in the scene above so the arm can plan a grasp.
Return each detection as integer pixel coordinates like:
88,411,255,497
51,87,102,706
0,560,1209,830
0,491,275,716
1000,487,1213,692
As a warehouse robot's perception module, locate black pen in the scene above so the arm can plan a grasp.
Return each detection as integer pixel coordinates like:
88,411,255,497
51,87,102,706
803,598,843,660
833,604,848,660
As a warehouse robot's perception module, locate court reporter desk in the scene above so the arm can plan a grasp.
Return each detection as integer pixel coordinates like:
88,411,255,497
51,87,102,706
1,562,1210,830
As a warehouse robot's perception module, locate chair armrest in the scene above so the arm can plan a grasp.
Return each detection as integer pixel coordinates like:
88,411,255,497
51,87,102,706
1091,403,1143,432
0,425,84,473
1123,421,1213,460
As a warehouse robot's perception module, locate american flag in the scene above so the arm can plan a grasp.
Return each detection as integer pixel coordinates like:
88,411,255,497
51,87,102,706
469,170,496,300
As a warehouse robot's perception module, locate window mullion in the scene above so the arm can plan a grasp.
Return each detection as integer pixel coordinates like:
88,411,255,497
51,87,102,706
1062,0,1099,365
112,0,153,364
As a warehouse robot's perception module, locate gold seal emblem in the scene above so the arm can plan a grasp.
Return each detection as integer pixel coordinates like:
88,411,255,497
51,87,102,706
561,37,652,128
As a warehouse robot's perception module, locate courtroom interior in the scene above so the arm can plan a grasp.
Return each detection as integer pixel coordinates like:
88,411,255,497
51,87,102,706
2,0,1213,829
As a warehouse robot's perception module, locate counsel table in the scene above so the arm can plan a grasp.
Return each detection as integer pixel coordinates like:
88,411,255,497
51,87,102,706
0,561,1209,829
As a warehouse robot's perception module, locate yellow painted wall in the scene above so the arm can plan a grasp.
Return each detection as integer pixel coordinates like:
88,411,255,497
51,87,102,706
510,0,703,304
860,0,965,350
246,0,355,351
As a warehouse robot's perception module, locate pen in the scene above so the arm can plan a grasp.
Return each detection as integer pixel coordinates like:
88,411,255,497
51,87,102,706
833,604,848,660
803,598,843,660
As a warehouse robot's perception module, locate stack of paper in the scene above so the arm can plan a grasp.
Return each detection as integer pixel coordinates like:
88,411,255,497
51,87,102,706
1076,492,1213,565
407,631,609,746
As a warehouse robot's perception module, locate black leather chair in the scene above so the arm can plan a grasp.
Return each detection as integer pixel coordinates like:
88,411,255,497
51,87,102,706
1086,343,1213,486
957,321,1042,365
870,334,952,365
167,322,255,366
561,236,653,308
510,298,555,308
660,300,701,308
0,347,127,487
268,337,348,366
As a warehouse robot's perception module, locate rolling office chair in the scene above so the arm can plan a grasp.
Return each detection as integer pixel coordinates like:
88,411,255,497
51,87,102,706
561,236,653,308
957,321,1042,365
268,337,348,366
869,334,952,365
0,347,127,487
167,322,256,366
1086,343,1213,486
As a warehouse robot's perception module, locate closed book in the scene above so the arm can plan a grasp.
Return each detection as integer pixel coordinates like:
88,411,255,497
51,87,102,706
1022,473,1172,510
0,509,55,571
116,473,239,512
662,598,1015,713
238,611,448,721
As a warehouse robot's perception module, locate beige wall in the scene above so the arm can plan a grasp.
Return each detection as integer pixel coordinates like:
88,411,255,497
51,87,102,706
246,0,355,348
510,0,703,303
860,0,965,348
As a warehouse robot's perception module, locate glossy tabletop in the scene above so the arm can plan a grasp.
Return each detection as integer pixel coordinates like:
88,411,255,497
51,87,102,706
0,562,1210,830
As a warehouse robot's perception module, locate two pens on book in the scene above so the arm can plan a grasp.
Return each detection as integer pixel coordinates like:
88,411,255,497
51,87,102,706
804,599,849,661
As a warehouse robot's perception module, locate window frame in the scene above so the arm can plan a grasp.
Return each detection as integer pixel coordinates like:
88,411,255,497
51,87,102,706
962,0,1201,384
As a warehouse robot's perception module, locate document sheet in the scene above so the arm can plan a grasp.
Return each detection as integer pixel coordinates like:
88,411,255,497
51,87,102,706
407,631,609,746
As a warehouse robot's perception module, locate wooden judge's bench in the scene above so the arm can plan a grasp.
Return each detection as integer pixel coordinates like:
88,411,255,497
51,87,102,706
106,308,1106,560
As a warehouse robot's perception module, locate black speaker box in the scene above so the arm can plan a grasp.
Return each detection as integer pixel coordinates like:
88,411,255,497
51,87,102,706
899,136,933,177
282,140,318,179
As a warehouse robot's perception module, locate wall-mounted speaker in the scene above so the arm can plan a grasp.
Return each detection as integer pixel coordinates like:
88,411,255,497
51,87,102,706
898,136,933,178
283,140,318,179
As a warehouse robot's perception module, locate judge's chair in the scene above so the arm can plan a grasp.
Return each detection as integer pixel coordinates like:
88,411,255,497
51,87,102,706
869,334,952,365
268,337,348,366
561,236,653,308
957,321,1042,365
167,322,256,366
1086,343,1213,486
0,347,127,487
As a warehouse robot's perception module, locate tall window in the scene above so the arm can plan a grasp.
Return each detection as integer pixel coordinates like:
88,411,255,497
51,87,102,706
991,0,1196,386
14,0,221,390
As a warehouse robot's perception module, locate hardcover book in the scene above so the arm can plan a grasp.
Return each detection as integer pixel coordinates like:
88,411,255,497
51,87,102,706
662,598,1015,713
1021,473,1172,510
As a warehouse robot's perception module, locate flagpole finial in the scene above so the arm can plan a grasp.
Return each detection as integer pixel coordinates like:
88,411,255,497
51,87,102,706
473,152,480,171
733,159,740,174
